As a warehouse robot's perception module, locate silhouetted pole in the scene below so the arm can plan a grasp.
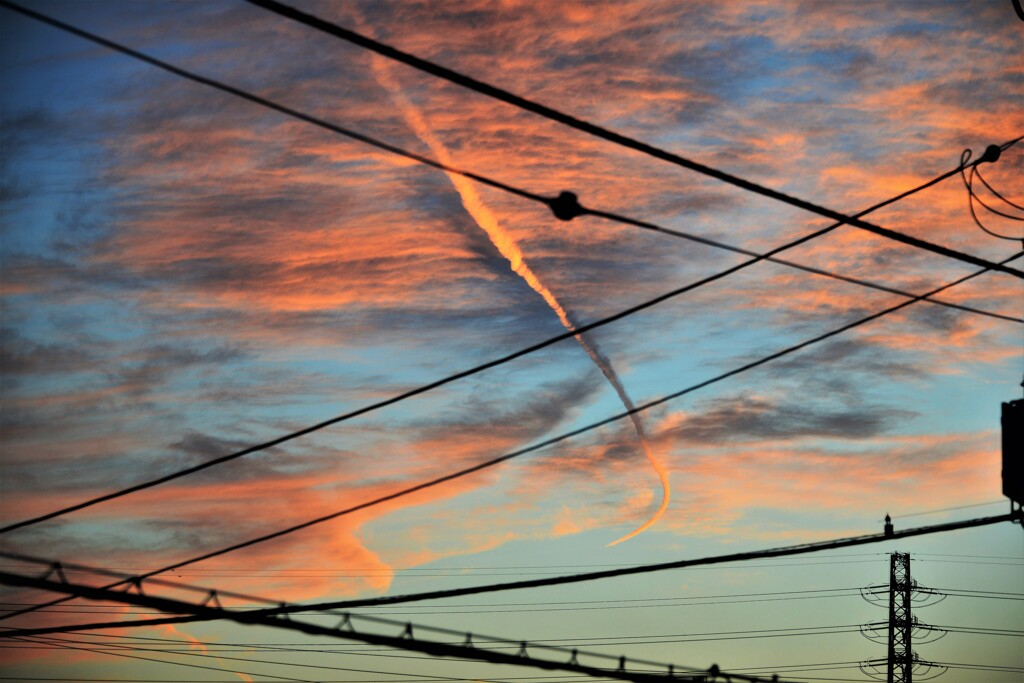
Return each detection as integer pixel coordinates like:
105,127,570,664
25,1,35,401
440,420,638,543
1003,398,1023,518
886,552,913,683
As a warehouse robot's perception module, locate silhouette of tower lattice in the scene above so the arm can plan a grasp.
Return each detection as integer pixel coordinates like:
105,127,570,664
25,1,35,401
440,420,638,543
860,552,947,682
886,551,914,683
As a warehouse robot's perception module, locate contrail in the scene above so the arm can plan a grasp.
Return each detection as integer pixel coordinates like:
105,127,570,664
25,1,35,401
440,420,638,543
366,53,669,545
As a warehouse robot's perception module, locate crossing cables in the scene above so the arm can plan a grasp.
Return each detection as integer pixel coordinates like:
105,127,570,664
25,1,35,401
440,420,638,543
0,0,1020,535
245,0,1024,279
1,247,1020,630
960,148,1024,243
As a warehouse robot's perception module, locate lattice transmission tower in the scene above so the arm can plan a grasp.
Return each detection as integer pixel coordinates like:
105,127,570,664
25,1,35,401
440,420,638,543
859,552,947,682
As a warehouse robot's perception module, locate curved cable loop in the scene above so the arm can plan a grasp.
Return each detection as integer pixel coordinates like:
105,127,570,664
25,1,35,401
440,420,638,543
961,148,1024,241
974,166,1024,211
859,660,888,681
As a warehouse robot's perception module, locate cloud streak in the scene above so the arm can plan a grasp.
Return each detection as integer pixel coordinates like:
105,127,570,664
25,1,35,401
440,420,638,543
363,36,670,546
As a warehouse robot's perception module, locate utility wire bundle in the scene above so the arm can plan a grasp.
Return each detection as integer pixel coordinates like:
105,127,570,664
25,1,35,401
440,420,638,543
1,2,1022,681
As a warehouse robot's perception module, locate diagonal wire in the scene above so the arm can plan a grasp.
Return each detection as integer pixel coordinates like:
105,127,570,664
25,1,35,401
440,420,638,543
0,512,1018,630
0,0,1020,536
12,635,316,683
2,253,1018,624
244,0,1024,279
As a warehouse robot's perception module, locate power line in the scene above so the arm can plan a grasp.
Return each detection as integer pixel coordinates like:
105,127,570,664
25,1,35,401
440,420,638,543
888,499,1010,519
0,0,1019,536
3,252,1019,624
2,512,1018,632
0,585,865,612
0,572,786,683
0,553,889,574
25,633,489,682
31,620,1022,650
244,0,1024,278
10,635,315,683
277,513,1022,613
961,148,1024,242
2,623,867,652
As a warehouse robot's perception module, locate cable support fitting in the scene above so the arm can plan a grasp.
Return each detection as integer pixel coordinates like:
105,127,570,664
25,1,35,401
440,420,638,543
548,191,585,221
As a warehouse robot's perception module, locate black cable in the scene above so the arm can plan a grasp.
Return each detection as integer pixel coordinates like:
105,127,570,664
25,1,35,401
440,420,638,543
1,0,1020,536
960,149,1024,242
0,591,858,616
243,0,1024,278
3,252,1019,623
268,512,1023,613
0,573,785,683
926,587,1024,596
975,166,1024,211
10,636,316,683
888,499,1008,518
2,512,1017,634
0,585,864,612
28,633,481,682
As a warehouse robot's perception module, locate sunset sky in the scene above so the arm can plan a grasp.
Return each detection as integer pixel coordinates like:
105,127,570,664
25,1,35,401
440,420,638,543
1,1,1023,681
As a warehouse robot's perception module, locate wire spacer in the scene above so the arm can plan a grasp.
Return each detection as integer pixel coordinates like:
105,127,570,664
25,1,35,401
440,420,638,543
200,590,222,609
548,191,584,221
517,641,529,658
41,562,68,584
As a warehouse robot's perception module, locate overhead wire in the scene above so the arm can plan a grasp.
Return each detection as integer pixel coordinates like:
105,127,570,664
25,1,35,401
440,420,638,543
24,633,490,682
0,585,867,614
0,552,891,575
0,572,786,683
244,0,1024,278
9,635,316,683
1,0,1021,537
1,512,1018,634
2,249,1021,625
2,2,1018,680
2,623,869,653
3,245,1019,625
886,499,1009,519
960,149,1024,242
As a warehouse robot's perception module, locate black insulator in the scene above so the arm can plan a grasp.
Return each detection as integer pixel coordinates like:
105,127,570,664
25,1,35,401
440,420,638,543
549,191,584,221
979,144,1002,164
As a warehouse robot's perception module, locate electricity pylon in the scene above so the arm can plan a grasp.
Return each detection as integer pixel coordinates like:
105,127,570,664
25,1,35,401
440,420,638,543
886,552,914,682
859,553,946,682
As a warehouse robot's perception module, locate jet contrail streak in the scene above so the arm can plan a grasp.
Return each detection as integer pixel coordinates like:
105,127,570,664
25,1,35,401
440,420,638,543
367,55,669,545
